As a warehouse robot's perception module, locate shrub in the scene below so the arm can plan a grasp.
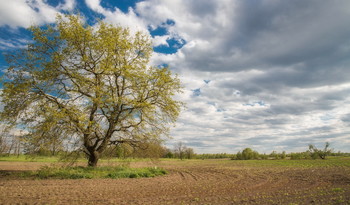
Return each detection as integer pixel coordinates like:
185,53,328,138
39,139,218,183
234,148,260,160
290,152,311,160
309,142,333,160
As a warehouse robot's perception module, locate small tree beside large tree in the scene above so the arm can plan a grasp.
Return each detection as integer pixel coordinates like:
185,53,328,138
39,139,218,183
0,14,182,167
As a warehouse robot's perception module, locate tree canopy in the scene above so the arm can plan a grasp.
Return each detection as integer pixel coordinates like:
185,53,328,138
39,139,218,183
309,142,333,160
0,14,182,166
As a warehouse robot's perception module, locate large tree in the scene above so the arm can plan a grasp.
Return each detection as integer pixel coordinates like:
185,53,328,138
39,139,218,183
0,15,182,166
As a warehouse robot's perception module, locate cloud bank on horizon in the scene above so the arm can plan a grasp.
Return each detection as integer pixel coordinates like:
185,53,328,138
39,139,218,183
0,0,350,153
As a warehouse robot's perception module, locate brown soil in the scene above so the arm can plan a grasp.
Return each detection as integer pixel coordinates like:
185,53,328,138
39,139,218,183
0,160,349,204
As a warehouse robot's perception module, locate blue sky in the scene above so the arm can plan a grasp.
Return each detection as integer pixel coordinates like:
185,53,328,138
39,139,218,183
1,0,350,153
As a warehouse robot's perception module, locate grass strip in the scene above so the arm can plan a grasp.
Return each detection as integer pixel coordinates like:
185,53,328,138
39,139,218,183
4,166,167,179
230,157,350,168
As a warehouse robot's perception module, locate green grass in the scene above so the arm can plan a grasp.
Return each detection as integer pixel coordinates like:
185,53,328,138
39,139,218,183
0,155,60,162
230,157,350,168
159,157,350,168
2,155,349,169
0,155,158,163
0,155,167,179
6,165,167,179
332,188,344,193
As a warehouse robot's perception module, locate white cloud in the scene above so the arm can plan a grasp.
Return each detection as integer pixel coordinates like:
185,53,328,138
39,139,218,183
169,68,350,153
134,0,350,153
57,0,76,11
85,0,148,34
0,38,30,50
0,0,76,28
2,0,350,153
152,35,169,47
84,0,102,11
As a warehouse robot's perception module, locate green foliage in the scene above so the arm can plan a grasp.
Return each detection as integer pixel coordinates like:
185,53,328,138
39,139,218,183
128,140,168,159
269,151,279,159
100,140,168,159
234,148,260,160
196,153,234,159
290,152,312,160
281,151,286,159
9,165,167,179
330,151,350,157
169,142,196,160
0,14,183,167
164,150,174,158
259,153,269,160
268,151,287,159
308,142,333,160
230,143,336,161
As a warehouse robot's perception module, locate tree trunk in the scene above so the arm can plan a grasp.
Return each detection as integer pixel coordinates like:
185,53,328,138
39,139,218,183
88,151,99,167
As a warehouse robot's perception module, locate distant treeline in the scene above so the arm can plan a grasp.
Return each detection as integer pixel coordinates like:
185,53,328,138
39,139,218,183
230,143,350,160
2,136,349,160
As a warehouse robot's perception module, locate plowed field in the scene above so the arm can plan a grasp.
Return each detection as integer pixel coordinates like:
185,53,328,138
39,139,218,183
1,159,350,204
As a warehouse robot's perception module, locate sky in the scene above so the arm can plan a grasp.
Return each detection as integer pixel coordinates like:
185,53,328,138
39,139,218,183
1,0,350,154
